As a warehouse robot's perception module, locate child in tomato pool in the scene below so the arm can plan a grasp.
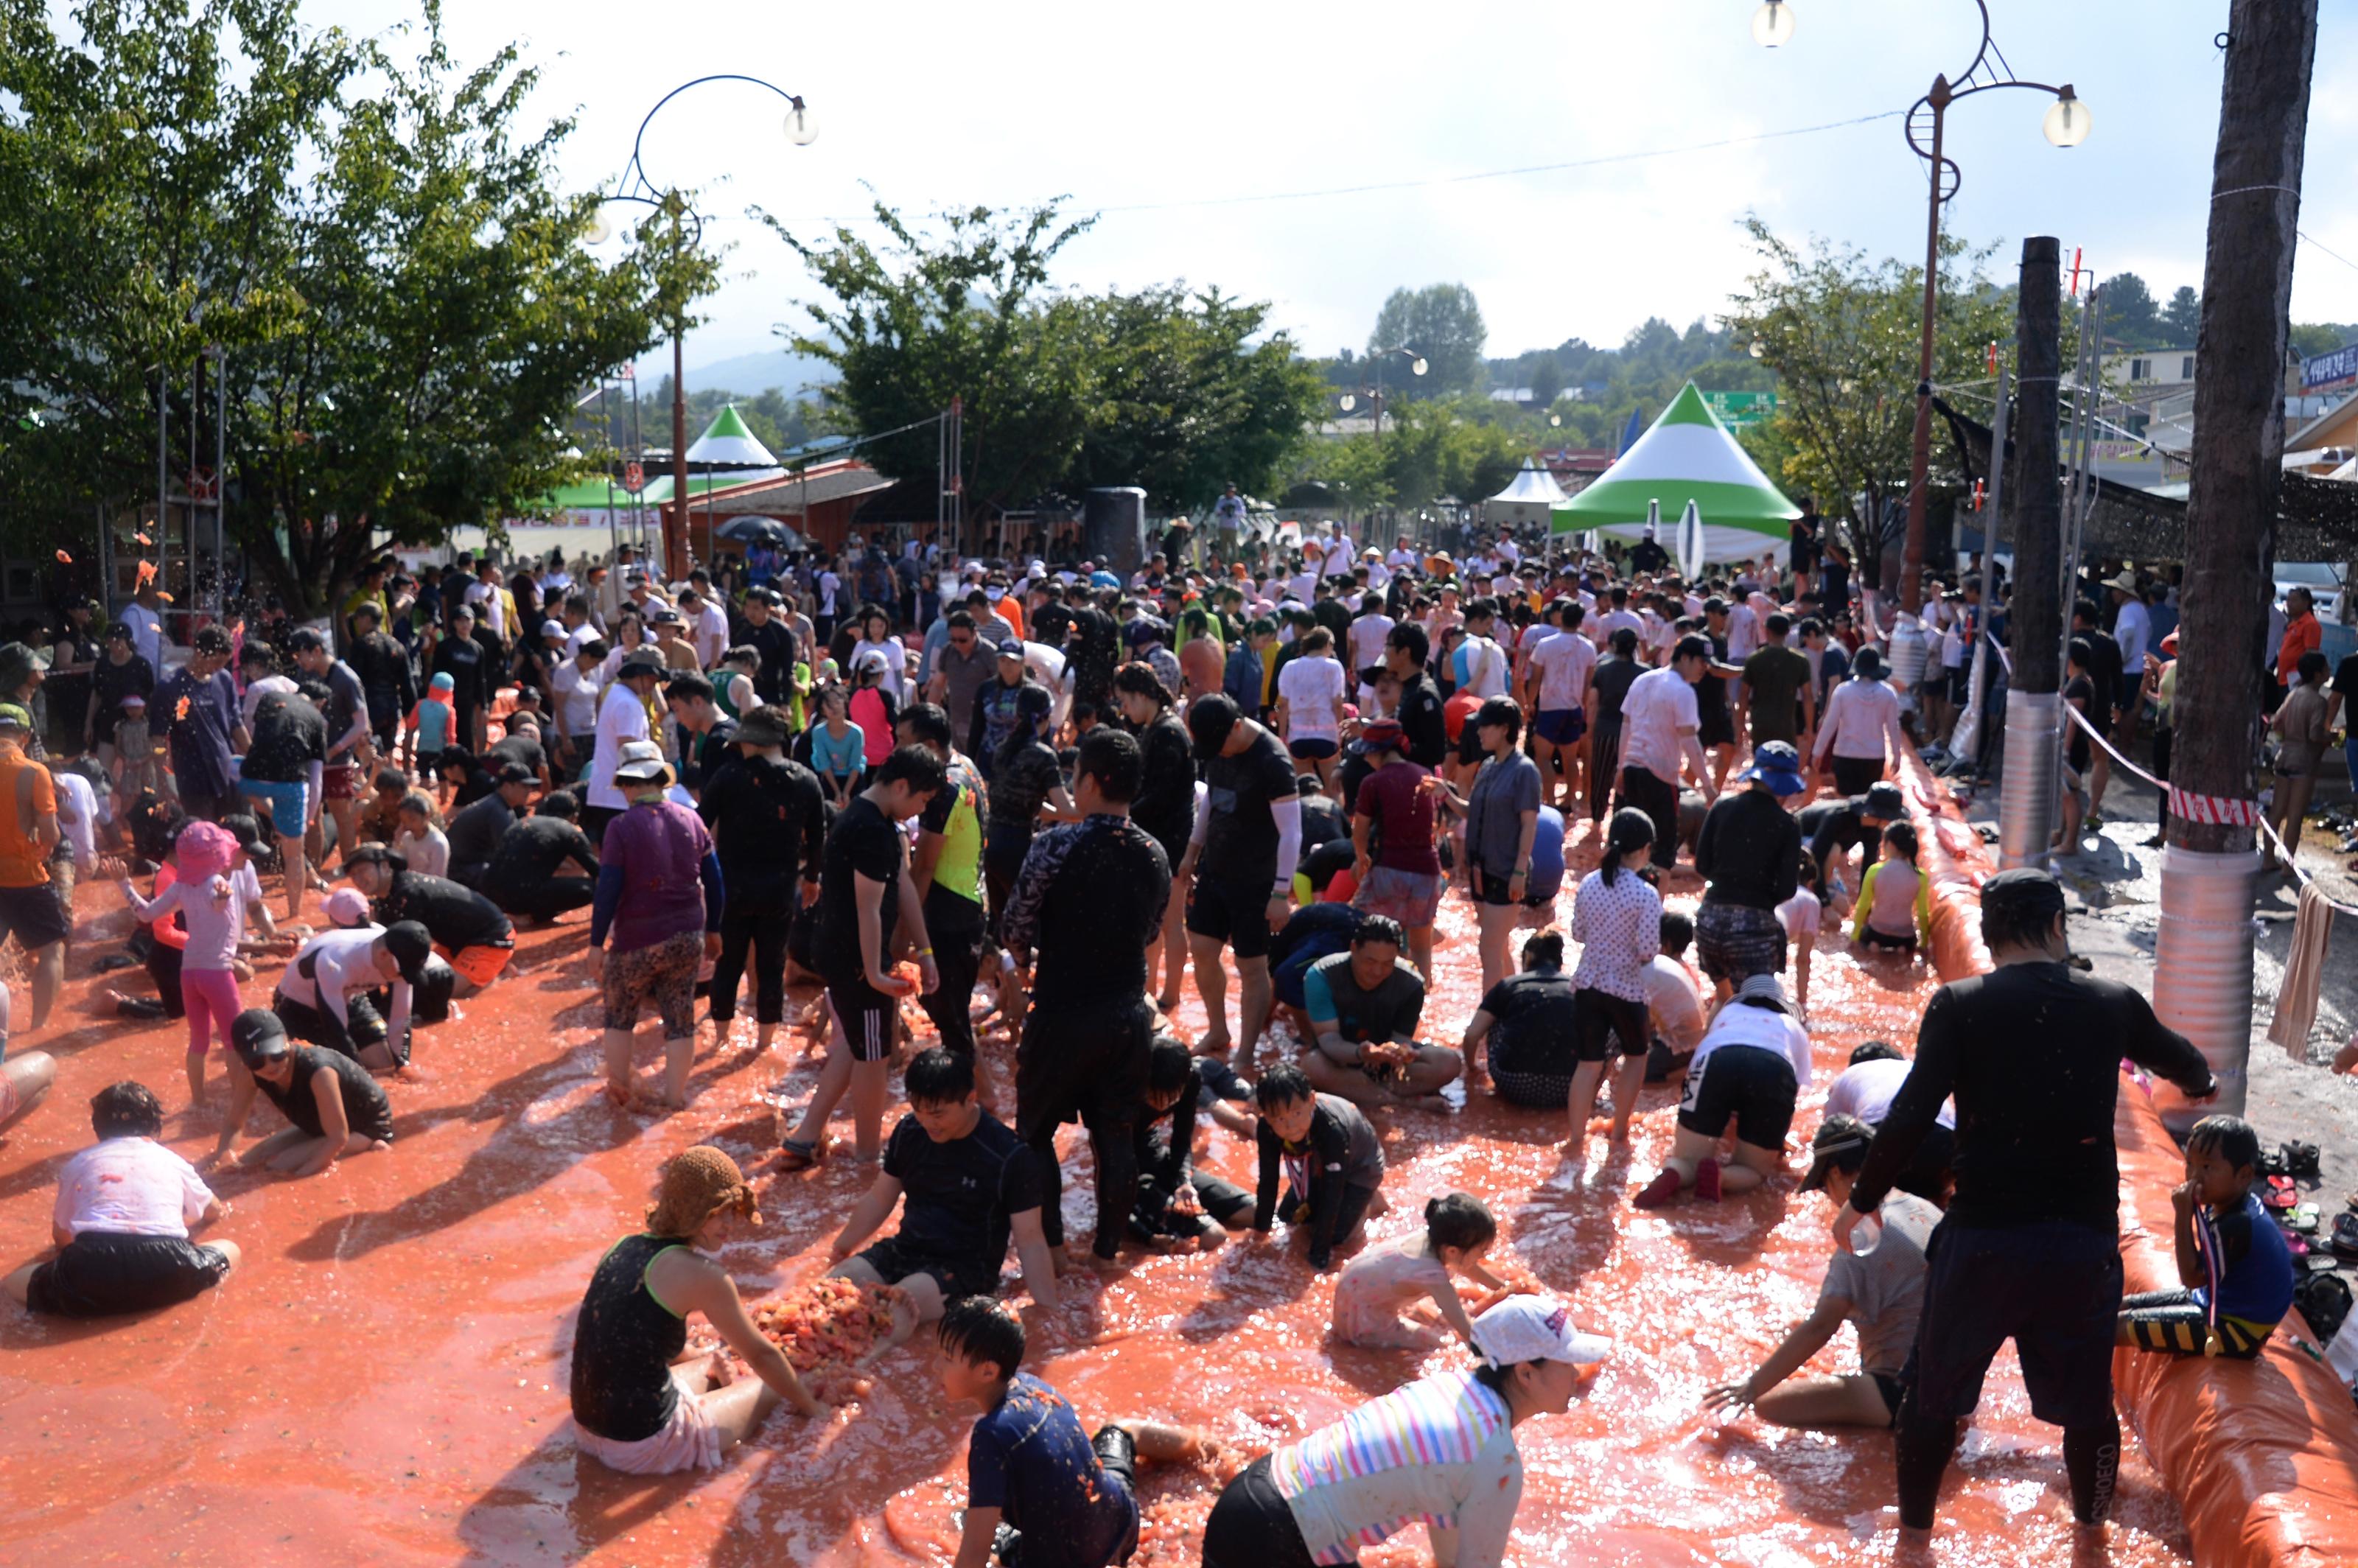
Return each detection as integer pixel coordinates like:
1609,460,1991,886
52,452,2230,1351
937,1295,1202,1568
1252,1062,1388,1270
1332,1191,1516,1350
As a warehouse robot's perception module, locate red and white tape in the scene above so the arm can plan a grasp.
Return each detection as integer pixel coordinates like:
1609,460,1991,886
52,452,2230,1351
2166,786,2263,827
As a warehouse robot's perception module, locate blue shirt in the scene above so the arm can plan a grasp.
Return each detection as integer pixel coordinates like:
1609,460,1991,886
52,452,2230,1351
967,1373,1136,1568
809,721,866,780
159,665,238,797
2197,1191,2295,1328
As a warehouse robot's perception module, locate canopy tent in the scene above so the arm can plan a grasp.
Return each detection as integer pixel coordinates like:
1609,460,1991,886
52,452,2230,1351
1488,460,1569,508
1550,382,1799,564
685,404,778,469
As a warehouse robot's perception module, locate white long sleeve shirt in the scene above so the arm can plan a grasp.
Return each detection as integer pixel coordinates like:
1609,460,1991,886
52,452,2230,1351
1813,676,1908,765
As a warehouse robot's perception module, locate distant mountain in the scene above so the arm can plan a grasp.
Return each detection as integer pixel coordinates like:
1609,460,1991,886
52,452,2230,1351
631,348,834,399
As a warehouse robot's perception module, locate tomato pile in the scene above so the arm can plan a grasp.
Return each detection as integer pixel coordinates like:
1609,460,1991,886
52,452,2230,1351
746,1275,906,1400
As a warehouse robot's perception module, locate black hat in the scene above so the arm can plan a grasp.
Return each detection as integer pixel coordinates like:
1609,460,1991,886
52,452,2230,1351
381,920,433,984
1187,693,1240,760
289,628,329,654
231,1007,293,1068
1797,1113,1877,1192
497,763,535,786
1862,782,1906,822
1981,867,2067,926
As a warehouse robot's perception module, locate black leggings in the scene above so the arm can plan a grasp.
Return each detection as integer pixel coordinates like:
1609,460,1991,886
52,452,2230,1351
916,926,982,1060
498,875,596,923
709,906,790,1026
1619,765,1679,866
1203,1455,1319,1568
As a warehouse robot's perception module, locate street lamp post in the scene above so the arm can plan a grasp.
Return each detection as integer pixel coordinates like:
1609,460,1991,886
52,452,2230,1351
590,76,816,584
1337,346,1426,536
1757,1,2088,616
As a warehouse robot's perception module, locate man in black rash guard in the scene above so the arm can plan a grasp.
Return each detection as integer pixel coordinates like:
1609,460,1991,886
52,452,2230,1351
343,844,517,998
699,705,825,1058
482,791,601,924
1834,869,2215,1541
1001,728,1173,1270
1382,623,1449,770
1183,694,1303,1065
1798,780,1903,904
1063,593,1122,714
444,763,535,889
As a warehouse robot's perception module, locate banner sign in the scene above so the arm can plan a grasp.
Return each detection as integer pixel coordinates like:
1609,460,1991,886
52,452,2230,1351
2301,341,2358,391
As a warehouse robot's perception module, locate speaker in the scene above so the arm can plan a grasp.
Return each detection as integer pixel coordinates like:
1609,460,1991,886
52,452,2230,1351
1082,487,1149,577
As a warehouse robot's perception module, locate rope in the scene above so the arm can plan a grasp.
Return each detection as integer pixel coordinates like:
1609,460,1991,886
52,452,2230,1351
2211,183,2303,201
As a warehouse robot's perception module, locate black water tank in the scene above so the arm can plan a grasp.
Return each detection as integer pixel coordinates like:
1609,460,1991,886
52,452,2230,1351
1082,487,1148,576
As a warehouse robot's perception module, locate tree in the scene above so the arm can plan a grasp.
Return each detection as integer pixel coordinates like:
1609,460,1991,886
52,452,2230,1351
1724,217,2015,576
0,0,680,615
2163,285,2203,345
1369,284,1486,394
2289,321,2357,359
2099,271,2160,347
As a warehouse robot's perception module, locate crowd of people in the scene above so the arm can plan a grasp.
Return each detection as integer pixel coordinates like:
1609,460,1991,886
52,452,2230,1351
0,511,2301,1565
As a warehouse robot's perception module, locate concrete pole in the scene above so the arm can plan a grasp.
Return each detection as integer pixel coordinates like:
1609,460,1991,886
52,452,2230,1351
2154,0,2317,1127
1998,237,2063,871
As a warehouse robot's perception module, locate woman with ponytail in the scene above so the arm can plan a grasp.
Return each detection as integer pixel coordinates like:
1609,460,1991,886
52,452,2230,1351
1564,808,1661,1148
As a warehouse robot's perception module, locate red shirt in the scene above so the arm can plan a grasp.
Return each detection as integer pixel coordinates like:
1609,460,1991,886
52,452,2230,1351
1354,758,1441,875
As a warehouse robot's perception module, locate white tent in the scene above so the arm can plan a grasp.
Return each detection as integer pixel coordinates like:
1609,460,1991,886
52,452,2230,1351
1483,460,1568,524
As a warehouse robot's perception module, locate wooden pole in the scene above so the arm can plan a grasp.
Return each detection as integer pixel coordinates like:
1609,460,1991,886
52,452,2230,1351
2172,0,2317,858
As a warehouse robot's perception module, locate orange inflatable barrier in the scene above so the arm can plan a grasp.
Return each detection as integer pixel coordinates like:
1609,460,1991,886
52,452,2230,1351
1892,752,2358,1567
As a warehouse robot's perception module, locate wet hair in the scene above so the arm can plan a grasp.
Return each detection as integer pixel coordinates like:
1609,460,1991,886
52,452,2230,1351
903,1047,975,1107
1766,612,1791,637
1672,633,1713,666
239,642,276,671
874,743,949,796
937,1295,1026,1382
91,1080,165,1140
1522,931,1565,969
1074,727,1141,805
663,673,715,705
1354,914,1406,951
1071,701,1099,729
1610,627,1639,657
1113,660,1175,707
1424,1191,1497,1254
538,790,580,819
1658,909,1693,957
1147,1036,1194,1095
897,700,952,749
1881,821,1920,863
1385,621,1430,667
1473,696,1522,745
2186,1114,2261,1175
1254,1060,1313,1110
1600,806,1656,887
2297,649,2328,682
1980,870,2067,953
1849,1040,1903,1065
722,643,760,671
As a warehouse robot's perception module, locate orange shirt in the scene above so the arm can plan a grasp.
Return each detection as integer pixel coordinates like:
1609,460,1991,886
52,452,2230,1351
2276,612,2320,686
995,595,1027,643
0,749,55,888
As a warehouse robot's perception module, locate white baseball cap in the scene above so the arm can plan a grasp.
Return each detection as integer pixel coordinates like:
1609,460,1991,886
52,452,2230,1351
1469,1296,1611,1370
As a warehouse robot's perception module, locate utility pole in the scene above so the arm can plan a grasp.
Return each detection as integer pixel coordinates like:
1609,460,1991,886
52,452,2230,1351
1997,237,2065,871
2153,0,2318,1126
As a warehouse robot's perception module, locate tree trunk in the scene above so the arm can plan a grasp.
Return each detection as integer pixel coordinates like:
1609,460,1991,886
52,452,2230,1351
2172,0,2317,856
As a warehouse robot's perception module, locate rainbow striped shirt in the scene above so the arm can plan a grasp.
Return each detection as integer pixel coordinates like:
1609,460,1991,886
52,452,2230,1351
1270,1367,1525,1565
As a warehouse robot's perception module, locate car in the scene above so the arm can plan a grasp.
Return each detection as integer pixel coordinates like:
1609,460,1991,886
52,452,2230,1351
2275,561,2347,623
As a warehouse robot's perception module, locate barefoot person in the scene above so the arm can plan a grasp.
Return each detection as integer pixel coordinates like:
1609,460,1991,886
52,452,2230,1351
1634,973,1813,1208
220,1009,394,1176
1563,808,1660,1146
0,703,68,1029
1182,693,1303,1063
4,1081,239,1316
1201,1294,1608,1567
1333,1192,1514,1351
569,1146,825,1475
824,1048,1059,1348
1298,916,1462,1110
590,741,723,1110
1704,1115,1939,1430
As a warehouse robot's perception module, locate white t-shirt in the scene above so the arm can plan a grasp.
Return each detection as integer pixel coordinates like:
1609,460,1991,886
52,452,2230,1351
553,661,603,736
1643,955,1705,1051
1726,602,1761,662
1021,640,1068,693
55,1137,215,1239
1617,665,1701,781
53,770,98,866
1688,997,1813,1085
693,601,730,668
1595,608,1645,648
1530,631,1599,713
1347,613,1396,673
1815,677,1906,764
587,683,652,810
2114,598,2152,673
240,673,298,732
1385,547,1418,573
850,638,905,700
1825,1056,1956,1130
816,570,842,617
1460,635,1510,699
1278,654,1347,744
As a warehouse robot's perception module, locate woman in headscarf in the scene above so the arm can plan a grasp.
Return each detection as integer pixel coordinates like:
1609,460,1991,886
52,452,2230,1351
568,1146,825,1474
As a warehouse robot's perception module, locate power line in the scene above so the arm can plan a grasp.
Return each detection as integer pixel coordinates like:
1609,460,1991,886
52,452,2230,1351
1092,110,1907,214
2299,230,2358,273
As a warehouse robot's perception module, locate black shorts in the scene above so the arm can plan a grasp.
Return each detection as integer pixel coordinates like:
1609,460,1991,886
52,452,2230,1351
1132,1172,1255,1242
1574,986,1651,1064
0,882,69,951
1287,737,1337,761
1858,926,1917,953
1909,1219,2123,1428
825,974,898,1062
1830,755,1884,798
26,1231,232,1317
1872,1371,1907,1427
1203,1455,1320,1568
1186,875,1279,961
1697,701,1735,749
1619,766,1680,864
1493,1063,1577,1108
853,1235,997,1301
1015,998,1153,1144
1277,1180,1379,1243
1473,866,1519,907
1676,1043,1799,1149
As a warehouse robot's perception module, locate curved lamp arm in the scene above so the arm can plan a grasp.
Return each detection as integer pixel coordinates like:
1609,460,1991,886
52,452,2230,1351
620,74,813,206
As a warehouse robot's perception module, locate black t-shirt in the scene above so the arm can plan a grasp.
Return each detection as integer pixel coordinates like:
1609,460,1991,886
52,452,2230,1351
432,635,489,714
2331,653,2358,709
91,653,155,732
1129,710,1197,851
445,792,516,872
1790,514,1821,570
373,867,514,951
1694,787,1802,911
483,734,547,780
1630,539,1670,574
1395,673,1449,769
486,814,599,884
881,1109,1043,1280
321,659,368,748
987,741,1063,835
1590,654,1642,726
244,694,329,784
1799,795,1880,881
815,794,906,981
2079,628,2124,714
1001,814,1171,1007
1478,968,1581,1075
1199,726,1300,887
1850,963,2213,1233
699,752,826,911
2064,673,2095,771
262,1046,396,1143
739,618,797,703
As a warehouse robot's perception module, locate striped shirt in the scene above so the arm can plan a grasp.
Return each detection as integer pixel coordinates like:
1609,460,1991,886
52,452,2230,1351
1270,1368,1523,1566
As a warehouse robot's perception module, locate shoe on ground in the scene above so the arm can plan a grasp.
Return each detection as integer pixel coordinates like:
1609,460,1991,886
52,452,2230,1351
1632,1169,1684,1210
1694,1158,1724,1203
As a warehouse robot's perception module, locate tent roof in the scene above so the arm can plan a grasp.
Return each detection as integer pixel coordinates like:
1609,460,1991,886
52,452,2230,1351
685,405,777,468
1550,382,1797,538
1488,459,1569,507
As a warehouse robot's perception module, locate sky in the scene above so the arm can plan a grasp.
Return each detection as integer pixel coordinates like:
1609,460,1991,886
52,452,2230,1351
313,0,2358,377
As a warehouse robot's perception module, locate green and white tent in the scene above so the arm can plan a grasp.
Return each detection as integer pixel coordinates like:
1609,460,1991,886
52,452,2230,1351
1550,382,1799,564
685,404,778,469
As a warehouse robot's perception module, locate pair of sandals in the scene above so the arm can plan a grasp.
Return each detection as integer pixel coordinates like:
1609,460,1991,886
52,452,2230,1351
2256,1142,2322,1181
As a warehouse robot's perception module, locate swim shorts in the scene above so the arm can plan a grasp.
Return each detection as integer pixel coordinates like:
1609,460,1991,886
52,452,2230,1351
853,1235,998,1301
0,883,69,952
1676,1042,1799,1150
1287,737,1338,761
1533,707,1586,746
323,760,360,801
1909,1219,2122,1429
1186,875,1280,961
825,973,899,1063
601,928,702,1039
438,939,514,989
240,777,309,839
